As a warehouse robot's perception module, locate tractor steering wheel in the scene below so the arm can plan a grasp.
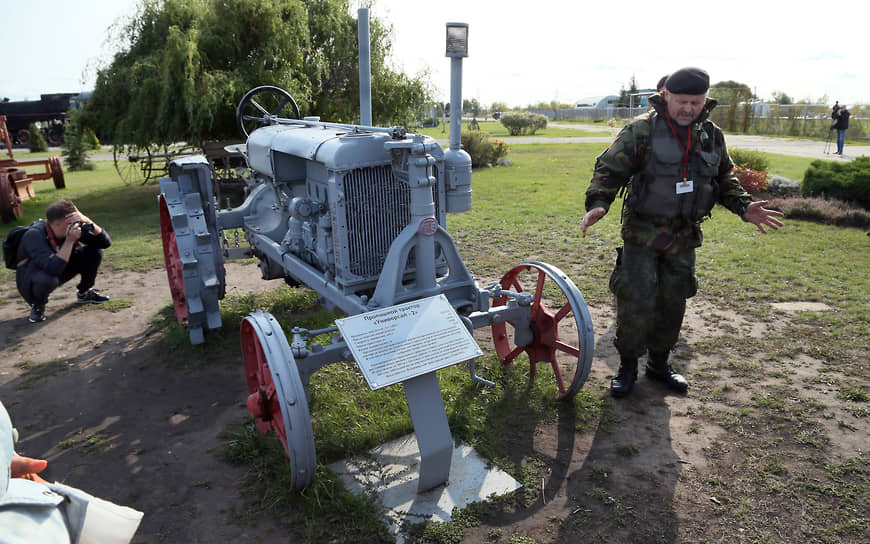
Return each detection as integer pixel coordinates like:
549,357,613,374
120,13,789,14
235,86,301,138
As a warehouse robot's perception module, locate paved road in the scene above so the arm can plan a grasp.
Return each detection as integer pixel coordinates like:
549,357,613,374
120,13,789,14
539,123,870,161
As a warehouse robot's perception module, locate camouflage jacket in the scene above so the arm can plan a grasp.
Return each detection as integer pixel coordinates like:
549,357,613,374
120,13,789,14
585,93,751,253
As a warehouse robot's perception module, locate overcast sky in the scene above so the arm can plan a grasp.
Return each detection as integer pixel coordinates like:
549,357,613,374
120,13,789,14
3,0,867,108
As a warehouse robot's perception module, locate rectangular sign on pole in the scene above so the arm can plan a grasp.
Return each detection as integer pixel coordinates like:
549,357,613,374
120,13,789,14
335,294,483,390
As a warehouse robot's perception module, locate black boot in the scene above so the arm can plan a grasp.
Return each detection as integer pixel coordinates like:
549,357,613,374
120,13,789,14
645,350,688,393
611,357,638,398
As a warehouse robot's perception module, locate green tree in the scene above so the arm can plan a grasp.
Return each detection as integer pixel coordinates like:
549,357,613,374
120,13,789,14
84,0,432,146
61,110,95,171
462,98,481,117
771,91,793,105
709,80,754,131
617,75,638,107
708,80,753,103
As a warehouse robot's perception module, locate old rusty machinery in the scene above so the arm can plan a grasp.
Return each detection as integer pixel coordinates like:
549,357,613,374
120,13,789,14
0,171,22,223
113,143,203,186
0,116,65,223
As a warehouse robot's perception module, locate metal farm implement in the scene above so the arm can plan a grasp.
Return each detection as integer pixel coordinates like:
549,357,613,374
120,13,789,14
0,115,65,223
157,22,594,493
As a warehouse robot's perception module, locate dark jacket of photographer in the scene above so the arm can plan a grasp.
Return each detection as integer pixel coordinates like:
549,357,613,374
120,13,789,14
15,221,111,305
834,108,850,130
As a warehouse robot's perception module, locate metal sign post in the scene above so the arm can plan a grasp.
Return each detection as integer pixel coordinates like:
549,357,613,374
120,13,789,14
337,294,483,491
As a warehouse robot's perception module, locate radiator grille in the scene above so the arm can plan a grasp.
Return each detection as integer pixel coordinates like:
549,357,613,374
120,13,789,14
342,165,440,280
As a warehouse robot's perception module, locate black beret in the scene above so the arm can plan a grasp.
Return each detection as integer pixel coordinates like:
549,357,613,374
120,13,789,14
665,67,709,94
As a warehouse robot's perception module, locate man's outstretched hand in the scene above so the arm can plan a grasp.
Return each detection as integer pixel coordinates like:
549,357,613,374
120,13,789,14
744,201,785,233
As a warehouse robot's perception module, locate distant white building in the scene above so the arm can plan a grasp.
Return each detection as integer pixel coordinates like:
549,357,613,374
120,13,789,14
574,95,619,111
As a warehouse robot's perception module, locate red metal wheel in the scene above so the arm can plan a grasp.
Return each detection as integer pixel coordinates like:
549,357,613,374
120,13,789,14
50,157,65,189
241,311,316,489
491,262,594,400
158,195,188,325
242,320,281,436
0,172,23,223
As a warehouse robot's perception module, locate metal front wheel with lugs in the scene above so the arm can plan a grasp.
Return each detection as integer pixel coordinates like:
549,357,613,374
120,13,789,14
241,311,317,490
491,261,594,400
158,160,226,344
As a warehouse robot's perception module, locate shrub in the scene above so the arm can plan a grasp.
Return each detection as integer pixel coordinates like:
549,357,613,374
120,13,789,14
460,131,510,168
734,166,769,194
766,175,801,197
499,112,548,136
802,156,870,209
729,147,769,172
767,195,870,229
28,123,48,152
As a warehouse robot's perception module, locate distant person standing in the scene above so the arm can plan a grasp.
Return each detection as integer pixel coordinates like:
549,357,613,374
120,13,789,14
833,105,850,155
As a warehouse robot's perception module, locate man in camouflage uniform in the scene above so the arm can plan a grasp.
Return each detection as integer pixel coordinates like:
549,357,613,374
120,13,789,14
581,67,784,397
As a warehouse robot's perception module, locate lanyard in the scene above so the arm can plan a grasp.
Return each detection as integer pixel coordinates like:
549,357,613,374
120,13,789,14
664,114,691,181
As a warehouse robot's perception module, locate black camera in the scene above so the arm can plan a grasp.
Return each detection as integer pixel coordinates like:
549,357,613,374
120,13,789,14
76,221,95,235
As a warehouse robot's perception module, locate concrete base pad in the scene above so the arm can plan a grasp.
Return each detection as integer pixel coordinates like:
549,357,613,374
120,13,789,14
330,433,521,542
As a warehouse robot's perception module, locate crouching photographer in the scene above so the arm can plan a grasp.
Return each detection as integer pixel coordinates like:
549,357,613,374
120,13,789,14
15,199,111,323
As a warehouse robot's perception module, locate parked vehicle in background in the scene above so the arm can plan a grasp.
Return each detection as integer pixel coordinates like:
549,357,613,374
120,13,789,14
0,93,81,147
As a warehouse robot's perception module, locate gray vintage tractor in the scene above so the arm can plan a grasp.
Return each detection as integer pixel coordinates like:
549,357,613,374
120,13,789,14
158,23,593,493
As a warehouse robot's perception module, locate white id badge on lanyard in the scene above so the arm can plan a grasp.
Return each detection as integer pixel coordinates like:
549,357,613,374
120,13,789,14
676,179,694,194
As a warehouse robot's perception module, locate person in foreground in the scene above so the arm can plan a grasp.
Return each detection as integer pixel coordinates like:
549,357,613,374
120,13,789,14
581,67,784,398
15,199,111,323
0,400,143,543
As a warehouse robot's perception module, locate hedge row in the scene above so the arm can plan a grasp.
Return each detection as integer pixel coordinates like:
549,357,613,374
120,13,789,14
802,156,870,208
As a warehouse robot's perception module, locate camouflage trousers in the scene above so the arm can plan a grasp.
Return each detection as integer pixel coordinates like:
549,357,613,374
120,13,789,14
609,242,697,360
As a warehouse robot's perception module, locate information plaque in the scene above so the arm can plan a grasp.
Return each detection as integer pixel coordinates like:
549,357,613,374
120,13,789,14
336,294,483,390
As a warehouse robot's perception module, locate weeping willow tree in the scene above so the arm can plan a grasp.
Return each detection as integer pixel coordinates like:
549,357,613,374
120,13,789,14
84,0,433,146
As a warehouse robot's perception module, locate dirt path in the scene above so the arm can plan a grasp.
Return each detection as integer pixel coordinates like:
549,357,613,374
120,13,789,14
0,263,294,543
545,123,870,161
1,255,865,542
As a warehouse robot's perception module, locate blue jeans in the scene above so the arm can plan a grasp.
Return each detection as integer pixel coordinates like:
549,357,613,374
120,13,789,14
836,129,846,154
